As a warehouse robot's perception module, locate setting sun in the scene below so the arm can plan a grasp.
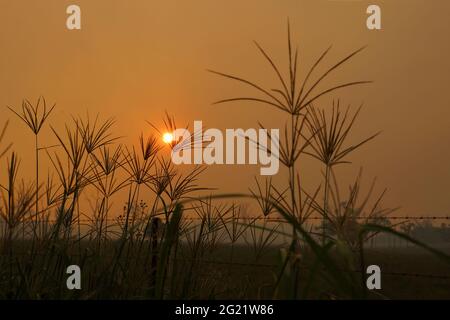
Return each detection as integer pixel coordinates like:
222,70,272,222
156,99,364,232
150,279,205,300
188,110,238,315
162,132,174,144
3,0,450,307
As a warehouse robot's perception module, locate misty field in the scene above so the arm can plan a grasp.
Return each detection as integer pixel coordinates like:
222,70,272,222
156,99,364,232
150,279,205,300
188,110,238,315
1,24,450,300
3,239,450,299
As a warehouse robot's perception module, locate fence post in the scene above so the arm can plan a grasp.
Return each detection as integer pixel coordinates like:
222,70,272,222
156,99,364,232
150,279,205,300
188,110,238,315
149,217,160,296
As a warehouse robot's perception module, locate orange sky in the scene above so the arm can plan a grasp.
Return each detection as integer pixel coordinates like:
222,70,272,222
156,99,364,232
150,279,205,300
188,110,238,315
1,0,450,216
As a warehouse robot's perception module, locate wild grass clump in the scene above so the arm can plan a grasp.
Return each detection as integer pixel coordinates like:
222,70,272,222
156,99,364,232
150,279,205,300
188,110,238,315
0,23,449,300
208,21,450,299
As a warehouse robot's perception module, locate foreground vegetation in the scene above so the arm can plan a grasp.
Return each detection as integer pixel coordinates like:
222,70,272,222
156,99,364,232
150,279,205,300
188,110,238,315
1,23,449,300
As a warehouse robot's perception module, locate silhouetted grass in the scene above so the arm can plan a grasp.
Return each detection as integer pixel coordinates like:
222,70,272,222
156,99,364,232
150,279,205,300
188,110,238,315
1,23,449,300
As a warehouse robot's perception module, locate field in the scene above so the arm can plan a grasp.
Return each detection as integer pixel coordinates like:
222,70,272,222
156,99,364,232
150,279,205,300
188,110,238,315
1,23,450,300
3,239,450,299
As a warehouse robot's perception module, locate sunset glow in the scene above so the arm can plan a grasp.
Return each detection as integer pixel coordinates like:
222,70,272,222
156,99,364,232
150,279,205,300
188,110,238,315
2,0,448,306
162,132,174,144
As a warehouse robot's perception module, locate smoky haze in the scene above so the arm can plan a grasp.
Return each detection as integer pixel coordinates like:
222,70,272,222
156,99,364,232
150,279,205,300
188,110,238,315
0,0,449,216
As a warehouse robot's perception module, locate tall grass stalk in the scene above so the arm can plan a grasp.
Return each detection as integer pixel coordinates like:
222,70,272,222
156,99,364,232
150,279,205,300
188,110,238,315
8,97,54,238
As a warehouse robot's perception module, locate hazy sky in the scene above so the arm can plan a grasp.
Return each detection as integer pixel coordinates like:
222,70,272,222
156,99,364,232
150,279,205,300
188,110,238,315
0,0,450,216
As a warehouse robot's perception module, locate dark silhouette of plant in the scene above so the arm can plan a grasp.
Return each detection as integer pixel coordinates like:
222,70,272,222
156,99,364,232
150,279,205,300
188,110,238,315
209,22,371,232
0,121,12,160
8,97,54,225
303,101,380,241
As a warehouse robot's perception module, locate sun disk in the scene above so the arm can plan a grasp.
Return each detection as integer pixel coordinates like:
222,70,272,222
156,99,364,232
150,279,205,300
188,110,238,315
163,132,174,144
